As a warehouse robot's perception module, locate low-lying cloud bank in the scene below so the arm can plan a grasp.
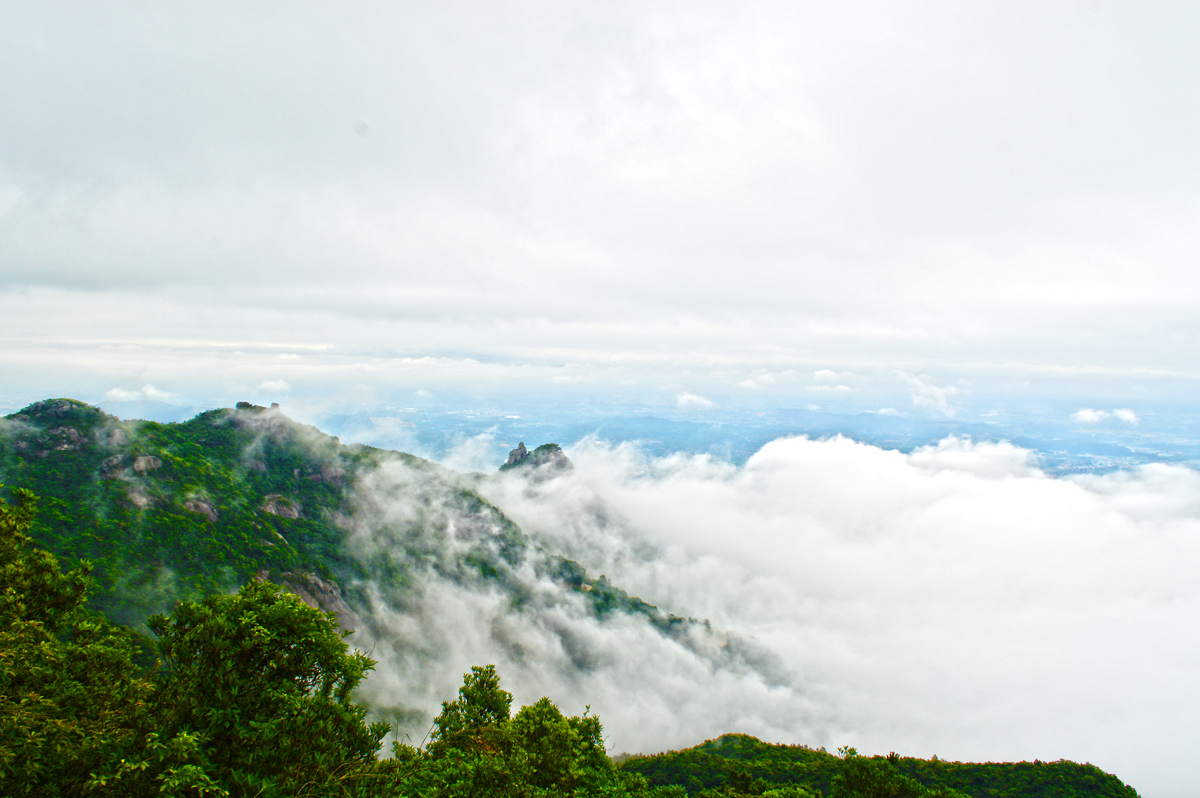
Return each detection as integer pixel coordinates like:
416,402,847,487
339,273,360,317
469,436,1200,798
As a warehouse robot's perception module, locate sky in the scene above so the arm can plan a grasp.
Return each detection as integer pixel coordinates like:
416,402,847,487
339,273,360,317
4,1,1200,420
4,3,1200,795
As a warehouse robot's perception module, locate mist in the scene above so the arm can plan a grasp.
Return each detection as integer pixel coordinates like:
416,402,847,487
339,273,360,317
423,435,1197,797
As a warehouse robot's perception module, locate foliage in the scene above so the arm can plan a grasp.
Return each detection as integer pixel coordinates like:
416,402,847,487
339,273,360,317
1,488,391,797
0,486,677,798
146,579,390,796
0,487,157,796
620,735,1140,798
381,665,681,798
831,750,967,798
430,664,513,744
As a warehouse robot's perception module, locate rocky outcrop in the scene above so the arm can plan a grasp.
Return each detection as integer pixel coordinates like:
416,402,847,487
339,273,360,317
505,442,529,466
101,455,126,478
183,499,219,523
261,494,301,519
43,426,86,451
500,442,573,474
133,455,162,473
257,570,360,633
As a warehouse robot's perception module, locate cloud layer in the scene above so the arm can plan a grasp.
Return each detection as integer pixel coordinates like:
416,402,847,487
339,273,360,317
474,436,1200,797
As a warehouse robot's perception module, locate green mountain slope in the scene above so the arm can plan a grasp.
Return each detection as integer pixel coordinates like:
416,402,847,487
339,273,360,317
0,398,687,636
620,734,1139,798
0,399,1145,797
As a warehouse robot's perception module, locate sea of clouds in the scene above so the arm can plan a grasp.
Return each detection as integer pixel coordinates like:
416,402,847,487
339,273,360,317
452,435,1198,798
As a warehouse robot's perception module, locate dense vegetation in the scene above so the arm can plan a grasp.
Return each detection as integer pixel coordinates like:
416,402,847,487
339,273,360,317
0,399,378,625
0,399,681,635
620,735,1139,798
0,399,1143,797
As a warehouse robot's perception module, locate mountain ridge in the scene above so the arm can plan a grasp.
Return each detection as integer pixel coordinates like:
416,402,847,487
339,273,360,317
0,398,688,636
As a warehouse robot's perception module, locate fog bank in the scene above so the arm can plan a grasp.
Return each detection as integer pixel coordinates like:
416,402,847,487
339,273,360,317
474,436,1200,797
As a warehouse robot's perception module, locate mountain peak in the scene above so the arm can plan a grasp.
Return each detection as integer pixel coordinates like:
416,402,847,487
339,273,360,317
499,442,573,473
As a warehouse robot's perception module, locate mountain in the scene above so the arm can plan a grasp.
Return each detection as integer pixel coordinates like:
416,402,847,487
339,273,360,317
0,399,672,621
0,398,730,730
0,399,1146,796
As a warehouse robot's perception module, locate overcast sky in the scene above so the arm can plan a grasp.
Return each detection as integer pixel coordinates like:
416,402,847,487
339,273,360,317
4,1,1200,416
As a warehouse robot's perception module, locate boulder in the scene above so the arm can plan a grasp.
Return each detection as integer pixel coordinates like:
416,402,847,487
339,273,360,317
183,499,219,523
261,494,301,519
101,455,126,478
132,455,162,473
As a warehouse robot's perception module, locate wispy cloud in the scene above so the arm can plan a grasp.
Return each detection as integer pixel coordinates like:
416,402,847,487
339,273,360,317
899,372,958,417
1072,408,1140,424
1114,408,1140,424
676,392,715,409
103,384,176,402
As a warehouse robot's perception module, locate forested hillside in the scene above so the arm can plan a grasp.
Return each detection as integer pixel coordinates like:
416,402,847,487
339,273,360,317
0,399,1143,797
0,398,682,633
621,734,1139,798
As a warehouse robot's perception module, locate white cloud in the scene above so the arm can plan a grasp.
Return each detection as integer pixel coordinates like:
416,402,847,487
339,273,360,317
141,384,174,401
676,392,715,409
257,380,291,393
1072,408,1110,423
813,369,856,383
805,384,853,393
103,387,142,401
103,384,176,402
876,407,900,416
899,373,958,417
738,370,800,390
477,437,1200,796
1114,408,1141,424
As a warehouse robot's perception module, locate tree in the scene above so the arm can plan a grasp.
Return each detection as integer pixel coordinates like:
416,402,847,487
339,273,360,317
429,664,512,745
1,488,390,797
0,488,160,795
411,665,668,797
832,750,968,798
148,578,390,796
510,697,613,793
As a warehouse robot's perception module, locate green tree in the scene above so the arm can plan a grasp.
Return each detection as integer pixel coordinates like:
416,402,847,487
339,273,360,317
429,664,512,745
0,487,167,796
1,488,391,797
148,578,390,796
832,751,967,798
510,697,613,793
406,665,669,797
